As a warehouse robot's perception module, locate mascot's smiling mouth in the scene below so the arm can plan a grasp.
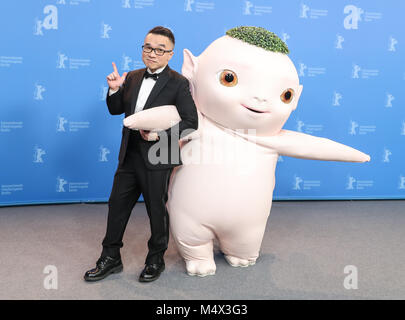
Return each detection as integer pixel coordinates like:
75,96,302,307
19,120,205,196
241,104,269,114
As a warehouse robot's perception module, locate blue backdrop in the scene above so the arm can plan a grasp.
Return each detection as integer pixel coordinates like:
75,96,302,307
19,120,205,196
1,0,404,206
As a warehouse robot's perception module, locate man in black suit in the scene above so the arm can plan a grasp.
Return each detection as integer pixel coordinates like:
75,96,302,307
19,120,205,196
84,26,198,283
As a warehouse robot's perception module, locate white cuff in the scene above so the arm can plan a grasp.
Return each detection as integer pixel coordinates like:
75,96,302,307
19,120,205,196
109,88,119,96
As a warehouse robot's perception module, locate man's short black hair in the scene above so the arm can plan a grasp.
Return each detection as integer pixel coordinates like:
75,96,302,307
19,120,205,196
147,26,175,47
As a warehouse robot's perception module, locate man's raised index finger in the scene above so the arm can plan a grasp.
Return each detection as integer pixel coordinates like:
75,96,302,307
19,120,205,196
112,62,119,75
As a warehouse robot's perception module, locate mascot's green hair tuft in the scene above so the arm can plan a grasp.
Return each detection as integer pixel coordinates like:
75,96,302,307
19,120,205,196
226,26,289,54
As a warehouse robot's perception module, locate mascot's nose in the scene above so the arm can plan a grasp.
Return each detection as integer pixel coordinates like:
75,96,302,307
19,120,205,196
253,96,268,104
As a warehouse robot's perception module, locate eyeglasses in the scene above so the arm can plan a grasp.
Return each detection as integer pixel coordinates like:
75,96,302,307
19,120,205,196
142,45,172,56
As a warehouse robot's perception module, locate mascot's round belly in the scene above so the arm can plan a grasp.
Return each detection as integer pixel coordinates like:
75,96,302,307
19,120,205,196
167,126,278,236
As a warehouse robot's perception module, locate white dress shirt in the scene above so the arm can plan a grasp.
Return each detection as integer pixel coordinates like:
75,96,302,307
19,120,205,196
108,65,166,114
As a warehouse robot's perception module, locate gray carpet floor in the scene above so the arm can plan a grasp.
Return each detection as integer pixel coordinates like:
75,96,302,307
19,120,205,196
0,200,404,300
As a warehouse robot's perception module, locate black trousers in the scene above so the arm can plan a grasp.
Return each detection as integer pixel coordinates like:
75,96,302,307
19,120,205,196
101,135,173,265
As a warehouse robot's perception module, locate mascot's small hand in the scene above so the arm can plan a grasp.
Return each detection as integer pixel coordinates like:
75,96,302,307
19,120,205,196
140,130,159,141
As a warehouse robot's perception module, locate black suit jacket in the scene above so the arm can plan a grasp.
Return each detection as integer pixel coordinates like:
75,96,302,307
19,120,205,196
106,65,198,170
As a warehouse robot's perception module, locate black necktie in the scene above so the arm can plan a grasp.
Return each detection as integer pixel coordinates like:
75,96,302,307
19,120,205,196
144,71,159,80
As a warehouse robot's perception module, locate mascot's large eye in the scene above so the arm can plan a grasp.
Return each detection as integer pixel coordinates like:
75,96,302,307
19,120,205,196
219,70,238,87
280,88,294,104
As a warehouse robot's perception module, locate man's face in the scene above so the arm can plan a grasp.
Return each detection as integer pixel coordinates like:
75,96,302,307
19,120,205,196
142,33,174,72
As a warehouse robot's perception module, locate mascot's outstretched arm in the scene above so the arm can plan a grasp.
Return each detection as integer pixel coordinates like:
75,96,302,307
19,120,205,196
123,105,180,131
274,130,370,162
123,105,201,141
238,129,370,163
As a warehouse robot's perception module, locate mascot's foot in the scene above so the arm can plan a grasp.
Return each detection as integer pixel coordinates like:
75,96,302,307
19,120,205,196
186,260,216,277
224,255,256,268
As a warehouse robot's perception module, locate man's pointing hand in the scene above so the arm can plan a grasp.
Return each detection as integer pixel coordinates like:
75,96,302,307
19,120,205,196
106,62,128,91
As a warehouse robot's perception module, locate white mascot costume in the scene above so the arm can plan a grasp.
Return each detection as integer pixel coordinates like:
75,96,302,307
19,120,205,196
124,27,370,277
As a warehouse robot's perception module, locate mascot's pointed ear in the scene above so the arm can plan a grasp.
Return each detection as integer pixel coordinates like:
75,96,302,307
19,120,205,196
292,84,303,110
182,49,198,81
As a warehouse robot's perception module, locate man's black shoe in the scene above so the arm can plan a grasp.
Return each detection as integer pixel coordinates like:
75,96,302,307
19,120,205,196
84,256,123,282
139,262,165,282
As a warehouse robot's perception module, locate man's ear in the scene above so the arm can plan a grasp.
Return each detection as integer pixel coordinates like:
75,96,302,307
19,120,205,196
292,84,303,110
168,50,174,61
182,49,198,81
